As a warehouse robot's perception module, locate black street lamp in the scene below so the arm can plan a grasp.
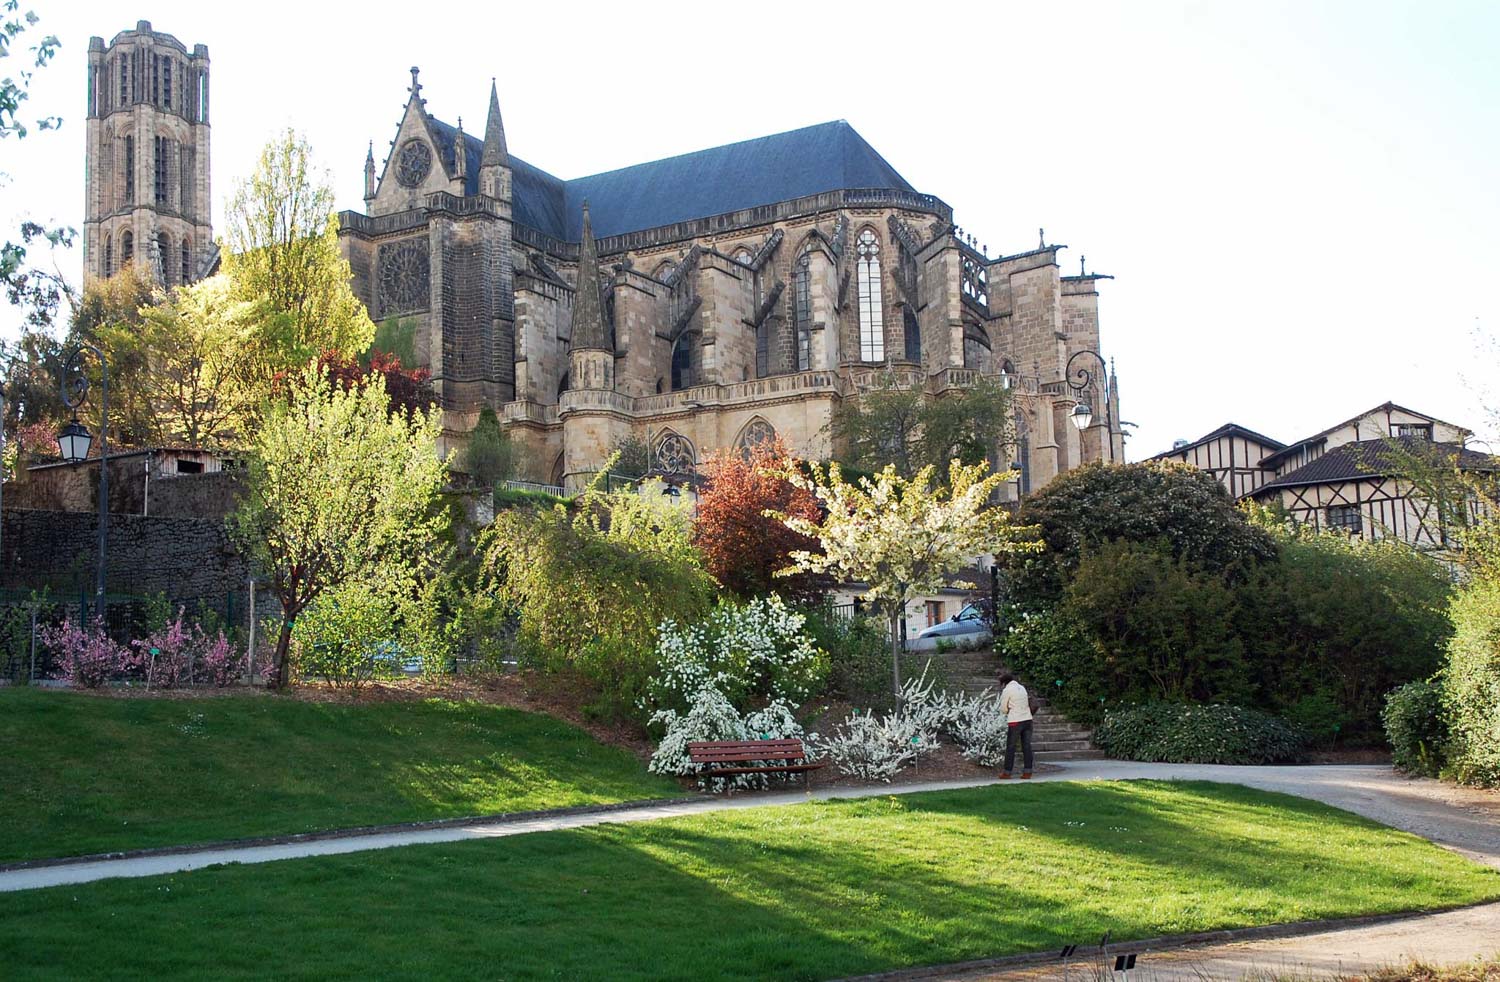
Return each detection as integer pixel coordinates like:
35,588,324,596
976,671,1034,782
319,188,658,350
1064,349,1114,460
58,344,109,608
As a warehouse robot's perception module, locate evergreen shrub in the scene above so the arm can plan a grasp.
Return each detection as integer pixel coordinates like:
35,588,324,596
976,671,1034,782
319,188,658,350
1442,579,1500,786
1093,703,1306,765
1381,679,1448,777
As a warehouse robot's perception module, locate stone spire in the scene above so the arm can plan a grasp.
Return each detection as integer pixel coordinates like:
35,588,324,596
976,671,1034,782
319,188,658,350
481,79,508,167
454,117,467,182
569,202,610,352
364,141,376,204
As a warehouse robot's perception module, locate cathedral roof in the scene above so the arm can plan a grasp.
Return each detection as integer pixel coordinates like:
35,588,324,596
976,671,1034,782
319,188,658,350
430,119,914,242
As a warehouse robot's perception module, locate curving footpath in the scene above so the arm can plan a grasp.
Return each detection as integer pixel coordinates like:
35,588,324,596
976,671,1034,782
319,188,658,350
1,762,1495,899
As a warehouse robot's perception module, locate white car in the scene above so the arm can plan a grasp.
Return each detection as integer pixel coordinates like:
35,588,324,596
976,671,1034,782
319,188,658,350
907,603,994,651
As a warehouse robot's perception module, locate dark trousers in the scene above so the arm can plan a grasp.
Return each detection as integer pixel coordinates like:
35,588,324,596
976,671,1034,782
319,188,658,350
1004,720,1034,774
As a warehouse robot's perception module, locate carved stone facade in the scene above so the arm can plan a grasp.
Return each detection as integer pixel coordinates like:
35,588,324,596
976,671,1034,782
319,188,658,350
339,71,1125,489
83,21,212,287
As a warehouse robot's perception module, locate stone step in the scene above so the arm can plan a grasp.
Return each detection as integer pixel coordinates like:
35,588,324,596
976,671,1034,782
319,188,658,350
1034,749,1106,761
1032,738,1095,752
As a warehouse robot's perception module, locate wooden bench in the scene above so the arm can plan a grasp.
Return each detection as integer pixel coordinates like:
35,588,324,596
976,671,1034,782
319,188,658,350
687,738,825,790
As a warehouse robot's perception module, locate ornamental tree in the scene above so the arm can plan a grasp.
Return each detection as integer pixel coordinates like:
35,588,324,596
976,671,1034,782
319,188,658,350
231,364,448,688
223,129,376,385
694,438,826,601
778,459,1040,697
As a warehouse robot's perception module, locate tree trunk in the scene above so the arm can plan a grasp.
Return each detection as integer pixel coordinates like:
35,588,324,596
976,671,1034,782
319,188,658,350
270,614,295,690
890,606,904,702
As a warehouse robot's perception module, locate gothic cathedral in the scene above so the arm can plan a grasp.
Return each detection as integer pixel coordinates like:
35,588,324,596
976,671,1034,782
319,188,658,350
340,69,1123,490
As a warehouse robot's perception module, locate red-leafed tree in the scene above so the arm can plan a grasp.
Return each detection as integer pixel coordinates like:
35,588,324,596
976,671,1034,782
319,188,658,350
305,349,435,417
694,438,828,602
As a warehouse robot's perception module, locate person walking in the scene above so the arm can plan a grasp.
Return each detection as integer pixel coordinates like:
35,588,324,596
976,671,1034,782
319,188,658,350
997,673,1034,779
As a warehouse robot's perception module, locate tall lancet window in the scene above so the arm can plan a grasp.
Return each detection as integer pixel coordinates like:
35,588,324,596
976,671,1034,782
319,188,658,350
793,249,812,371
856,229,884,361
181,238,191,284
104,234,113,276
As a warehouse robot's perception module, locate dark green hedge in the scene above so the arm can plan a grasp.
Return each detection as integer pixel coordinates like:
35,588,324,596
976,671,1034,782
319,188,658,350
1093,703,1307,765
1381,679,1447,777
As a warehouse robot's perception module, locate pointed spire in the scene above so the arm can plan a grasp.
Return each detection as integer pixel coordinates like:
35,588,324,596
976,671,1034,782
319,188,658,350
364,141,376,202
481,78,508,167
454,116,467,180
569,202,610,352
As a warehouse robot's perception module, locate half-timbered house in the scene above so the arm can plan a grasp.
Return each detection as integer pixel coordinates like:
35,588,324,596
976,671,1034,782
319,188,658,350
1148,423,1286,499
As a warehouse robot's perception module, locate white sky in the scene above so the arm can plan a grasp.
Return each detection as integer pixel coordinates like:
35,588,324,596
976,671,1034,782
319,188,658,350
4,0,1497,458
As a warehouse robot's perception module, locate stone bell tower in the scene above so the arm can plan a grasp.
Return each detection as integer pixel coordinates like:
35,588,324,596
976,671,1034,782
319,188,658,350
83,21,212,287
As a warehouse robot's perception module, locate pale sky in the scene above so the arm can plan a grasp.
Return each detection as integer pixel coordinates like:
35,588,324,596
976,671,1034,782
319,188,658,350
4,0,1496,457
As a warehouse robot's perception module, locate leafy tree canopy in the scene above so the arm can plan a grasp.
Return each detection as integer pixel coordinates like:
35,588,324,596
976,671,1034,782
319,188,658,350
231,364,448,688
1008,461,1278,608
780,459,1039,695
1,1,73,330
223,129,375,383
832,372,1013,484
694,438,826,602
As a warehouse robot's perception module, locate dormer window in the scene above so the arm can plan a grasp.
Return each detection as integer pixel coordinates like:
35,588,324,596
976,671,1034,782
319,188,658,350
1394,423,1432,440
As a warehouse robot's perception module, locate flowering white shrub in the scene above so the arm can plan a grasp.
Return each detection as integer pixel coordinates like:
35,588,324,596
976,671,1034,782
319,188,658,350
648,686,747,777
948,689,1011,766
811,711,919,781
648,594,827,715
649,687,808,790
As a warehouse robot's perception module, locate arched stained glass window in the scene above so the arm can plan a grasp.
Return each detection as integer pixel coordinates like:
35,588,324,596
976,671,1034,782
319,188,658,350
655,432,695,475
181,238,192,284
793,249,812,371
103,234,113,276
733,247,753,266
157,232,171,283
122,231,134,266
737,418,777,455
856,229,884,361
654,260,676,282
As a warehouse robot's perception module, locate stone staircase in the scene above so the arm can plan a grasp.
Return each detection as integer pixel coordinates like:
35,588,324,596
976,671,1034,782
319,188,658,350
921,648,1102,762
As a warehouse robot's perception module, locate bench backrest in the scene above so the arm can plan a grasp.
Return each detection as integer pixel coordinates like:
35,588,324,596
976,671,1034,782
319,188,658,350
687,739,807,764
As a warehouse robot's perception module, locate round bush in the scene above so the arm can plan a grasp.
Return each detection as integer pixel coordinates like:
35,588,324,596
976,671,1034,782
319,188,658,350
1381,679,1448,777
1094,703,1307,765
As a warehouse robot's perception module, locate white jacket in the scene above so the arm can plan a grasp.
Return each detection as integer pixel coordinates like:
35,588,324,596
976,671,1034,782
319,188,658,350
1000,680,1033,724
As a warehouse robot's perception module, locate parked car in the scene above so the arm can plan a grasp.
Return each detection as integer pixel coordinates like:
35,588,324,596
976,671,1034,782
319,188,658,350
907,601,994,651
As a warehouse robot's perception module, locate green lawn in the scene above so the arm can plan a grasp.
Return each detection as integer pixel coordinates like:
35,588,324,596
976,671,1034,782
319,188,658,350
0,688,679,863
4,782,1496,980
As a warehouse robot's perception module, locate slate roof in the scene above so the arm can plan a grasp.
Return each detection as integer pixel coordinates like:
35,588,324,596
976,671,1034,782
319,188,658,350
1146,422,1286,462
1253,437,1498,495
429,118,914,241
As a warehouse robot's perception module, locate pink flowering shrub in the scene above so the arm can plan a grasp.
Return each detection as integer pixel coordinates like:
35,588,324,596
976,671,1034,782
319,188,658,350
40,617,132,689
198,630,246,687
134,612,195,688
134,609,248,688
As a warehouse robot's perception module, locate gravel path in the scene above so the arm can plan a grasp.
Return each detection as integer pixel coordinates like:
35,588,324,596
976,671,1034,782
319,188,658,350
914,903,1500,980
1,762,1494,895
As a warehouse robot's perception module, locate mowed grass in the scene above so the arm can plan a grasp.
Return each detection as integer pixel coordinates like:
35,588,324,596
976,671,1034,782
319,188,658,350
0,688,680,862
4,781,1497,980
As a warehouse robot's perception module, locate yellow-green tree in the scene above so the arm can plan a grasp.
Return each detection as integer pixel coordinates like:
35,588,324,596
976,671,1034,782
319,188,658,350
223,129,374,384
231,365,448,688
95,276,264,448
778,460,1040,697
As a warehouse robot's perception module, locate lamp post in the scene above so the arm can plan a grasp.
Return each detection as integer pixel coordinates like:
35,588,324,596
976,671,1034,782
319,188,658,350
1064,349,1114,461
58,344,109,609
